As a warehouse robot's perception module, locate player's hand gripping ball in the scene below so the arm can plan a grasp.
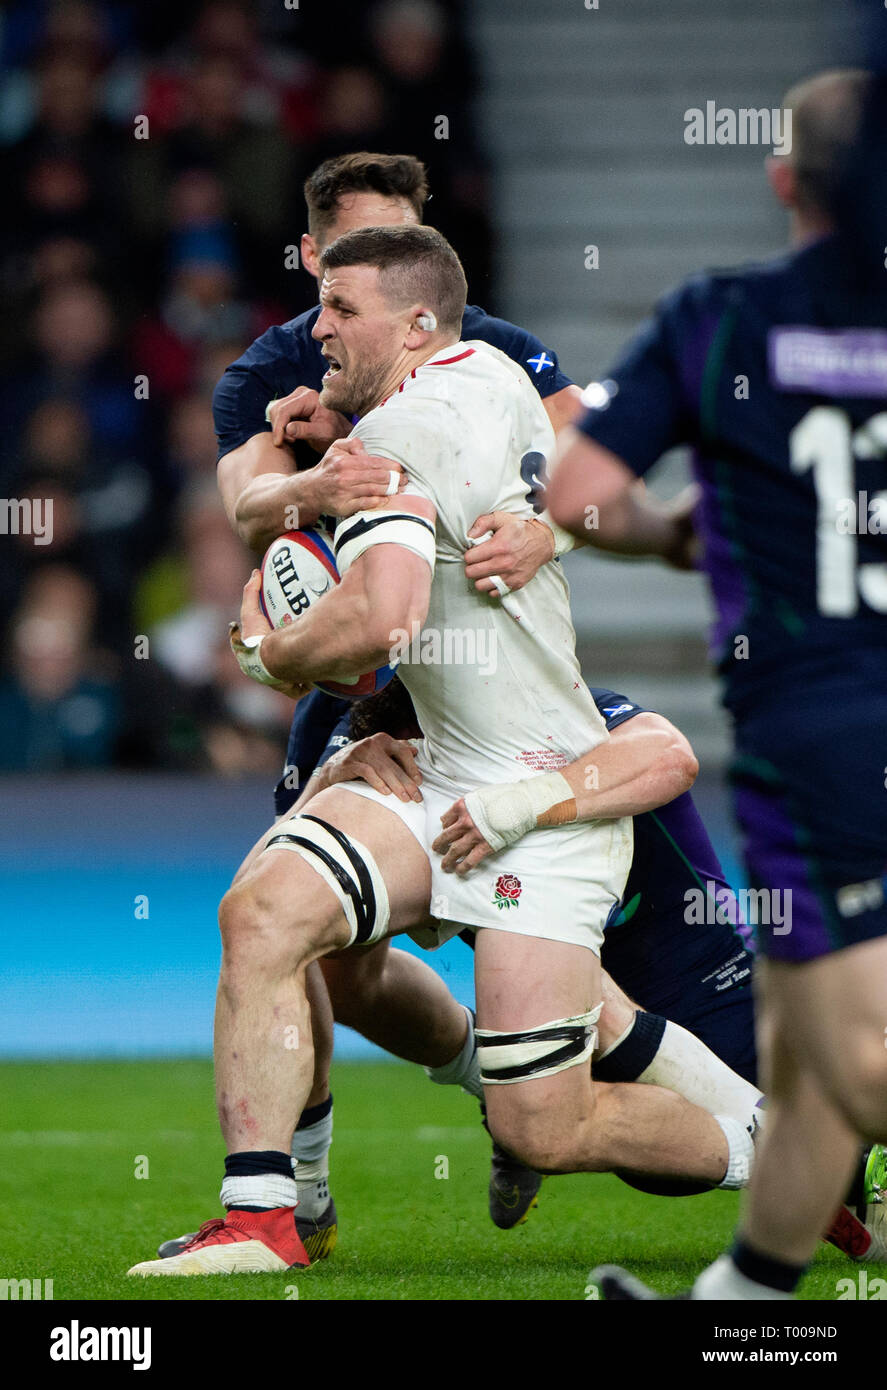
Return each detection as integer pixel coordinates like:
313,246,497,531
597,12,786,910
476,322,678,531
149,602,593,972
260,528,397,699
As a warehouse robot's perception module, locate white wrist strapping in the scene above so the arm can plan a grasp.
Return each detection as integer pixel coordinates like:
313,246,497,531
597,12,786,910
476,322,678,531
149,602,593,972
463,770,575,852
232,632,279,686
537,509,577,558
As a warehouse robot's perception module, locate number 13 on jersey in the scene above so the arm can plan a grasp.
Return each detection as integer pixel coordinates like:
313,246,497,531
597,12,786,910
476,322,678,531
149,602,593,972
790,407,887,616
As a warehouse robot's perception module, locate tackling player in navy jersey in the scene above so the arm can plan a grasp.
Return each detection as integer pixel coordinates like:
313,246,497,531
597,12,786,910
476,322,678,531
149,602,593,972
547,70,887,1299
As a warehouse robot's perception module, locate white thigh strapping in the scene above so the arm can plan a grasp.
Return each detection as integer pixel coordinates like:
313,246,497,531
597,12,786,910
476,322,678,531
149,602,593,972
263,809,392,946
476,1003,604,1084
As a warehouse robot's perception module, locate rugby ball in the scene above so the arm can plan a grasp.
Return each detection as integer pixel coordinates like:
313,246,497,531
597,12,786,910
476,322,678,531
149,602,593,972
259,528,396,699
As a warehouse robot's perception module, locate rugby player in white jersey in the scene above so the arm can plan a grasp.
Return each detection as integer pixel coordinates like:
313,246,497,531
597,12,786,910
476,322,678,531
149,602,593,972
127,226,756,1277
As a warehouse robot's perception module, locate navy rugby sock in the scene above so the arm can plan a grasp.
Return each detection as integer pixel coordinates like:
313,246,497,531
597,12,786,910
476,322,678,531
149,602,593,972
593,1011,666,1081
730,1238,807,1294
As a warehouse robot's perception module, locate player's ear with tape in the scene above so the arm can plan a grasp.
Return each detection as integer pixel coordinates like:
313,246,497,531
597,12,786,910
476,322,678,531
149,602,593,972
416,311,437,332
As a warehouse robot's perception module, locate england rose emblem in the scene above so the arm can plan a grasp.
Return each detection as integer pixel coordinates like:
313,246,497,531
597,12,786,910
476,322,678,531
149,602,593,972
493,873,522,910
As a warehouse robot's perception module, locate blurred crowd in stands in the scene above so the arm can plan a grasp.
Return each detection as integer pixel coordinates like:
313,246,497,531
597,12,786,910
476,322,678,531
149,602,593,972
0,0,492,776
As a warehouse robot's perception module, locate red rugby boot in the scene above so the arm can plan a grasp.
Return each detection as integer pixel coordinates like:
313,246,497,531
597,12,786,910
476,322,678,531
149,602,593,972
127,1206,309,1276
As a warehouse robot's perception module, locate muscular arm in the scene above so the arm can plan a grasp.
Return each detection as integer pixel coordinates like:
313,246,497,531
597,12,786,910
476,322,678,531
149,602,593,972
433,711,698,873
256,494,435,686
550,711,698,821
218,433,318,554
546,429,698,566
219,431,409,556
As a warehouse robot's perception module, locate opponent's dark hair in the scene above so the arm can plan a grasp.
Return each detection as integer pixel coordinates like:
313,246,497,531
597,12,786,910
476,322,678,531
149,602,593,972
319,224,467,331
349,675,421,742
304,152,429,242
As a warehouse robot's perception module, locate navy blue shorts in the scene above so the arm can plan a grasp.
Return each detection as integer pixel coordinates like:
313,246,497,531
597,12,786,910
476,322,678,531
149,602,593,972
675,986,758,1086
731,661,887,964
602,932,758,1086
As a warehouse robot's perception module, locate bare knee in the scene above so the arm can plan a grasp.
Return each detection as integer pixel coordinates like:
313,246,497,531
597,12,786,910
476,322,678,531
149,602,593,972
831,1046,887,1139
485,1084,606,1173
218,868,331,972
486,1111,564,1172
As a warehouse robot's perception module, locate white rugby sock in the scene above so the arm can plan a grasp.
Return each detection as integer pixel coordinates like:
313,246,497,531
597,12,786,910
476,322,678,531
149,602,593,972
636,1020,765,1137
424,1006,484,1100
692,1254,795,1301
220,1173,299,1210
291,1099,333,1218
715,1114,755,1189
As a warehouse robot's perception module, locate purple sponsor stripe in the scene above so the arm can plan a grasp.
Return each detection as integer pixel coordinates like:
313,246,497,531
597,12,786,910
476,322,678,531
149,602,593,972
769,326,887,396
654,792,755,952
733,781,832,961
702,880,754,953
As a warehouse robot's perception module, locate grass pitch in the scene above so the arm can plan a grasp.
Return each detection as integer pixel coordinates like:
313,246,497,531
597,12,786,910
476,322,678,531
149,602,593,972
0,1059,865,1302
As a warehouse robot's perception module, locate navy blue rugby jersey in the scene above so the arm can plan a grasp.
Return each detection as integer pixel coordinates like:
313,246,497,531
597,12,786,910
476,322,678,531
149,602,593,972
213,303,572,461
576,236,887,711
273,687,352,815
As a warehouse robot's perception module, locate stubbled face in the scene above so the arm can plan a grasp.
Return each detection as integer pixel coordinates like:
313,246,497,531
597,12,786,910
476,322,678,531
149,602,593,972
312,263,408,418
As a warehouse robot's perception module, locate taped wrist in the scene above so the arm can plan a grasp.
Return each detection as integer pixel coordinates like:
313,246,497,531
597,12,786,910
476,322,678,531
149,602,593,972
536,509,577,558
232,632,278,686
463,770,576,852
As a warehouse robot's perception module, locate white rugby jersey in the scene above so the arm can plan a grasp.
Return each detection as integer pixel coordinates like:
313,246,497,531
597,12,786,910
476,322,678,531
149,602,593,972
349,340,610,787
